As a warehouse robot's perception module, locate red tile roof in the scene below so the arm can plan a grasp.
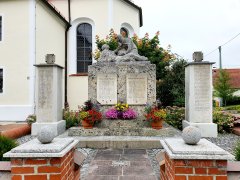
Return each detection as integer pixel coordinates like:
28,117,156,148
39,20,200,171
213,69,240,89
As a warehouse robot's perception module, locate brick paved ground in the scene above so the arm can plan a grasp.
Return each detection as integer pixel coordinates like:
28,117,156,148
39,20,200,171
85,149,158,180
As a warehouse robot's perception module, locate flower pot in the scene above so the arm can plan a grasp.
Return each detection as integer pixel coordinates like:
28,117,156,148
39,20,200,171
82,120,93,129
151,121,163,129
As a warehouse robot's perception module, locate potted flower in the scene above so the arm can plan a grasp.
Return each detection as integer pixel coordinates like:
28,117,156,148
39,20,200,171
105,102,137,120
79,100,102,129
145,104,166,129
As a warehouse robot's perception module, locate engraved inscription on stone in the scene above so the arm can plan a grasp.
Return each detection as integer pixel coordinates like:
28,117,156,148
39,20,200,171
97,74,117,105
38,69,53,110
194,66,211,111
127,74,147,104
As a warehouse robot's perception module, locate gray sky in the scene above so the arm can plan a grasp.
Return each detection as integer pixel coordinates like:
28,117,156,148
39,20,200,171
134,0,240,69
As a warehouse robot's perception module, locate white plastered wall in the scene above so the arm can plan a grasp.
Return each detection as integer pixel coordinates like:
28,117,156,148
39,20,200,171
44,0,141,110
35,0,66,109
0,0,34,121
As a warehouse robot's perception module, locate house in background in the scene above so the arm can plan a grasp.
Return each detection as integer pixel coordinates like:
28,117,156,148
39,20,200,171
0,0,143,121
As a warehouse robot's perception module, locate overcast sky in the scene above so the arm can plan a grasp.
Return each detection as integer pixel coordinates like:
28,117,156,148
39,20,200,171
134,0,240,69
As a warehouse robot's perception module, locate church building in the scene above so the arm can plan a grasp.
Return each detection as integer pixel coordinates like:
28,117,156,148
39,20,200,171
0,0,143,121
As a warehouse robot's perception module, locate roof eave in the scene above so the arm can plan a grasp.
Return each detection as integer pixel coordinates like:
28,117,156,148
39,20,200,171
122,0,143,27
40,0,71,28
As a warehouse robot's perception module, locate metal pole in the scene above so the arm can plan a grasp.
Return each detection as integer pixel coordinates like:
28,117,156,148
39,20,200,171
218,46,222,69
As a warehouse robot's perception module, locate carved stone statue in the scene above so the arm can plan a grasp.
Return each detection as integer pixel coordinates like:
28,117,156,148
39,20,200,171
114,35,148,62
98,34,148,63
98,44,116,62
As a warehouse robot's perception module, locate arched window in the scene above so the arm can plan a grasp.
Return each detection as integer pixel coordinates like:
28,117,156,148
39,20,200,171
76,23,92,73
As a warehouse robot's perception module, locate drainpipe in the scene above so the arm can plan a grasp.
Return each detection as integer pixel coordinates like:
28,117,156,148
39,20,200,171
64,0,71,108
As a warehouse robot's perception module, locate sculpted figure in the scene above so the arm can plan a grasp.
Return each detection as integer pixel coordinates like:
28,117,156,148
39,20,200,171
98,44,116,62
114,35,148,62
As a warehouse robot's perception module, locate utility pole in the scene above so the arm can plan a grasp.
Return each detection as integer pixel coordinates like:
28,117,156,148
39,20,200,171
218,46,222,69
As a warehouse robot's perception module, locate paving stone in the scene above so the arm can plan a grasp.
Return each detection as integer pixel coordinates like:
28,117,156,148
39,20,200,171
88,166,122,176
94,154,121,161
121,154,148,161
119,175,157,180
97,149,123,155
130,160,151,167
90,160,113,166
86,175,119,180
123,166,154,176
124,149,146,154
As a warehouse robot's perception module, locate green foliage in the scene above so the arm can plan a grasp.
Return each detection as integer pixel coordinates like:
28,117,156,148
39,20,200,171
63,109,80,129
214,70,236,106
234,141,240,161
164,106,185,130
157,59,187,106
224,105,240,113
26,114,36,125
0,135,18,161
213,108,234,133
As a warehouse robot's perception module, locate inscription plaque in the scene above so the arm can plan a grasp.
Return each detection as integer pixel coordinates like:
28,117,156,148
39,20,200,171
194,66,211,111
127,74,147,104
97,74,117,104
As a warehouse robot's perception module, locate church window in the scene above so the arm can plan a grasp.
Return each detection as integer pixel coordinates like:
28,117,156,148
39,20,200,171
0,69,3,93
0,16,2,41
76,23,92,73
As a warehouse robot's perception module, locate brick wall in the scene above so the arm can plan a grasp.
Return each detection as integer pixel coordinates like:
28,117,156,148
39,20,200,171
160,152,227,180
10,148,80,180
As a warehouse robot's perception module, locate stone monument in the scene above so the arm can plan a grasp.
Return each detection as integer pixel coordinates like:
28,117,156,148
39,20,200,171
183,51,217,137
88,34,156,114
31,63,66,136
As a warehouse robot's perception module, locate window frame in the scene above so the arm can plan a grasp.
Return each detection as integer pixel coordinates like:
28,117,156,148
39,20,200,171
0,14,3,42
76,23,93,74
0,67,4,95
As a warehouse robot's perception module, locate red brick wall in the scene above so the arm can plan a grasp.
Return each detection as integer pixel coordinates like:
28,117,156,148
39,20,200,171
10,148,80,180
160,152,227,180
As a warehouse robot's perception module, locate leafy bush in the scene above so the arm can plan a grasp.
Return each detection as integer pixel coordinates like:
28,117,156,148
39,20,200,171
234,141,240,161
226,96,240,106
213,108,234,133
164,106,185,130
63,109,80,129
0,135,18,161
26,114,36,125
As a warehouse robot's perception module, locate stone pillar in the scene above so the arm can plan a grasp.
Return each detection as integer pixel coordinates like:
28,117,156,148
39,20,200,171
160,138,233,180
3,138,84,180
32,64,66,136
183,52,217,137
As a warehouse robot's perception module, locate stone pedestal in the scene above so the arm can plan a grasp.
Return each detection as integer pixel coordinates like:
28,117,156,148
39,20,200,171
4,138,84,180
183,61,217,137
88,62,156,114
32,64,66,136
160,138,233,180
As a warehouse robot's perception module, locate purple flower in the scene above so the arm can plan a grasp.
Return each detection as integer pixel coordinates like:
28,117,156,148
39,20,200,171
105,108,118,119
122,108,137,119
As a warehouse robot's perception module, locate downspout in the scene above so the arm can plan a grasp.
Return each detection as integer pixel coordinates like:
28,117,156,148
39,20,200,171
64,0,71,107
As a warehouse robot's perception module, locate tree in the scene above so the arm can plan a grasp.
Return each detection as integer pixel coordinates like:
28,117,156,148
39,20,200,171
157,59,187,107
214,69,235,106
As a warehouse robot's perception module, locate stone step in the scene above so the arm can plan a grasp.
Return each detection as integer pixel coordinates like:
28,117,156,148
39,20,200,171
68,122,181,137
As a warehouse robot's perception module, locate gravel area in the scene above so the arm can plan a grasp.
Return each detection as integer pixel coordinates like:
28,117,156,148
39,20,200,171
206,133,239,155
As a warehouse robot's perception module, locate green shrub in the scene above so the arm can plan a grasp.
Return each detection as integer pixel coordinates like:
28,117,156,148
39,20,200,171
234,141,240,161
225,105,240,113
26,114,36,125
0,135,18,161
213,108,234,133
165,106,185,130
63,109,80,129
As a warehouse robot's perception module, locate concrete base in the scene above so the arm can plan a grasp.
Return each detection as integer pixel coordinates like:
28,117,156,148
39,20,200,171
183,120,218,137
31,120,66,136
